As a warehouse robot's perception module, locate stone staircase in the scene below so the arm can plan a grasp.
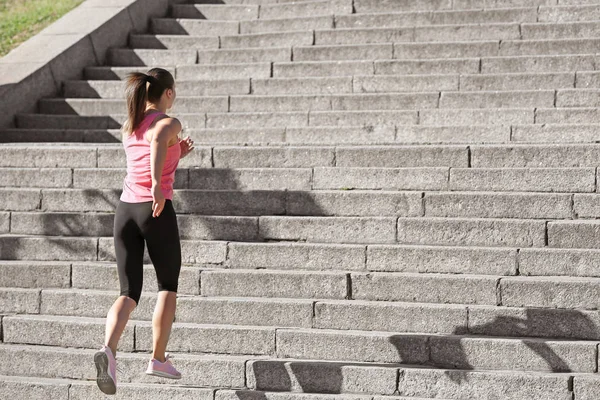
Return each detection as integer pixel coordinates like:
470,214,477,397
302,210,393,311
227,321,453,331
3,0,600,398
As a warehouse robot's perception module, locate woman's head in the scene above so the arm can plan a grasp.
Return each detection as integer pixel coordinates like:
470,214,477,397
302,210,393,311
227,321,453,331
121,67,176,136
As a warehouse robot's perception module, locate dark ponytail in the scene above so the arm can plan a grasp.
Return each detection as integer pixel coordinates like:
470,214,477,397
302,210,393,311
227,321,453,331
121,67,175,138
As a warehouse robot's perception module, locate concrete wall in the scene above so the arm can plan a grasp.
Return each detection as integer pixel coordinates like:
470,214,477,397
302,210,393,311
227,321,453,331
0,0,185,129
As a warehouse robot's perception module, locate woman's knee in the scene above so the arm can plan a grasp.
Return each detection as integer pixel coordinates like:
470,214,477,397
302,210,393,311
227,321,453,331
119,291,141,306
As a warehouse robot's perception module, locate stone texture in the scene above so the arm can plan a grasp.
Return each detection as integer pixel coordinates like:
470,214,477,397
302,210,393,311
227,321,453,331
519,247,600,277
398,368,570,399
424,192,573,219
3,315,135,350
351,272,498,305
245,360,397,395
201,269,348,299
259,216,397,244
449,167,595,192
397,217,546,247
501,276,600,309
367,245,517,275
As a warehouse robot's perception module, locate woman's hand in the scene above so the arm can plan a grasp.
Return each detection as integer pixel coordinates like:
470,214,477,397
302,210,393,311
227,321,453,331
151,185,165,218
179,135,194,158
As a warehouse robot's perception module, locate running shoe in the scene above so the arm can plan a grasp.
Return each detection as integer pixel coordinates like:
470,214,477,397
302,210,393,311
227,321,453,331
94,345,123,394
145,352,181,379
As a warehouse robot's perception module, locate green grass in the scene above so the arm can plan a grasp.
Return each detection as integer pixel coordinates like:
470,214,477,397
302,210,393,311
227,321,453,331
0,0,86,58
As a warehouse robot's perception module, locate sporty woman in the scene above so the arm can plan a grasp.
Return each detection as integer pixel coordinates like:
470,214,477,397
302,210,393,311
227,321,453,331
94,67,194,395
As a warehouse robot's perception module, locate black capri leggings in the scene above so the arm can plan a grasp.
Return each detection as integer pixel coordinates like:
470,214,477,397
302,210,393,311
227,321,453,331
113,199,182,305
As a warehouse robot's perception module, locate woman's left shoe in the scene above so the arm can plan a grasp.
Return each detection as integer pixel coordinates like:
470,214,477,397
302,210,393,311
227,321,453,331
94,345,120,395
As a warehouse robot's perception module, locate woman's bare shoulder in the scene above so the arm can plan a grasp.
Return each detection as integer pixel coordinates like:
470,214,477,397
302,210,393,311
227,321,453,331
146,115,182,143
154,115,181,131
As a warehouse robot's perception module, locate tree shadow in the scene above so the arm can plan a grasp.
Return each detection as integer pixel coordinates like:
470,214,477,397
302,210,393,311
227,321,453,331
389,307,600,386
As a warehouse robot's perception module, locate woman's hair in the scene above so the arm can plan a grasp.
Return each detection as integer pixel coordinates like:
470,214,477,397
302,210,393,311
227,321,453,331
121,67,175,137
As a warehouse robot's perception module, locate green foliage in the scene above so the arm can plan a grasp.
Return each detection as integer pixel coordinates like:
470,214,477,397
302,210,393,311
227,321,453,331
0,0,85,57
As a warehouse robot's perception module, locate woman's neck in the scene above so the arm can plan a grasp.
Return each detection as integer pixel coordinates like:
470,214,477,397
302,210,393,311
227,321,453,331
145,106,166,114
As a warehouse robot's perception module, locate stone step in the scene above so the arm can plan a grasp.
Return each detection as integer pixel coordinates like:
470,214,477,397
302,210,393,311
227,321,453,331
539,4,600,23
15,114,123,130
500,275,600,308
522,21,600,40
151,18,240,36
2,314,598,372
395,38,600,59
548,219,600,249
5,142,600,169
181,62,274,79
353,0,554,13
138,21,576,50
316,166,589,192
173,0,352,21
396,216,548,247
468,142,600,167
107,48,197,67
395,367,572,400
0,220,590,264
257,0,352,19
0,233,229,263
241,15,335,34
0,375,446,400
126,34,600,62
7,123,600,145
481,53,600,73
188,0,555,11
63,78,252,98
448,167,596,192
39,97,230,115
0,129,124,143
0,125,487,145
38,90,561,115
171,3,260,20
520,246,600,278
14,113,202,130
337,7,538,30
128,33,220,49
8,236,600,280
27,284,600,339
0,374,218,400
221,30,315,48
458,72,574,91
0,342,577,399
82,54,600,80
2,188,427,217
556,88,600,107
84,65,177,80
216,23,528,49
0,343,250,387
2,188,587,219
422,192,575,219
14,107,598,130
239,7,539,35
0,214,388,244
64,73,577,100
275,57,544,78
0,214,564,246
0,240,518,276
0,164,443,191
197,46,291,63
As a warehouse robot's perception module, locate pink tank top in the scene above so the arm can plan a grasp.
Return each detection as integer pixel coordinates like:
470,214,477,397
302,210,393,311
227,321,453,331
120,112,181,203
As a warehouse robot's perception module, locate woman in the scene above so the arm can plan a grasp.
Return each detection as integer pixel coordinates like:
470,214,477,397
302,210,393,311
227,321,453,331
94,67,194,395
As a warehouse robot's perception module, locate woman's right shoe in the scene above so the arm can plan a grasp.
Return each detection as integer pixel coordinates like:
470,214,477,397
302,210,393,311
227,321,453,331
94,345,117,395
145,352,182,379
